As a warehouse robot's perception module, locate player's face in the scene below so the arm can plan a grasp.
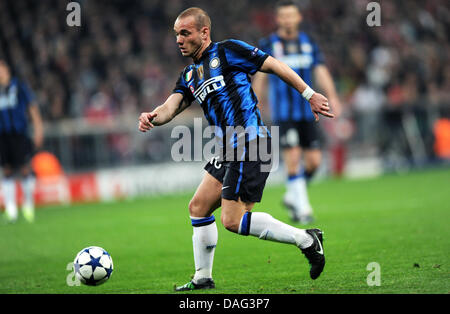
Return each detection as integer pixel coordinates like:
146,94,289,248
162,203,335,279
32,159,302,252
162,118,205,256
174,16,205,58
0,61,10,86
276,5,302,32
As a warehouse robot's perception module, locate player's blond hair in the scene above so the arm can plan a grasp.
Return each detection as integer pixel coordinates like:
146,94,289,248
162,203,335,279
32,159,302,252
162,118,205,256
176,7,211,31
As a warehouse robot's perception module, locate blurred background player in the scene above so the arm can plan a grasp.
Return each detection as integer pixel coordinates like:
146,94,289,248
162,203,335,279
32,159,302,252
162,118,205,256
253,0,342,224
0,58,44,222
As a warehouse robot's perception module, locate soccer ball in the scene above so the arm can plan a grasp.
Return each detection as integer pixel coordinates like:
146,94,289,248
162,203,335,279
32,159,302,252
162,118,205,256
74,246,114,286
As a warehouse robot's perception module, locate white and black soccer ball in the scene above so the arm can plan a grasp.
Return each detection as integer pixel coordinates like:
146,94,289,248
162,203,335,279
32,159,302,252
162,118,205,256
74,246,114,286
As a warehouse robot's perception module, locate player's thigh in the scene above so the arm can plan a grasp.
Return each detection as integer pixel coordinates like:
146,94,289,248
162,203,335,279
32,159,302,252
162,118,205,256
189,171,222,218
221,197,254,232
220,162,264,232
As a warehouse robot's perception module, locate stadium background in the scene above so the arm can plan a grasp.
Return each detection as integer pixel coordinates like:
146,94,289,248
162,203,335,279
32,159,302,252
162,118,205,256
1,0,448,204
0,0,449,295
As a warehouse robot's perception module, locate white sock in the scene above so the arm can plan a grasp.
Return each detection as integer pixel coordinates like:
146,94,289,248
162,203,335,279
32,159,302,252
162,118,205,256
239,212,313,249
21,175,36,208
296,176,312,216
190,216,218,282
284,174,299,204
287,174,312,216
2,178,18,220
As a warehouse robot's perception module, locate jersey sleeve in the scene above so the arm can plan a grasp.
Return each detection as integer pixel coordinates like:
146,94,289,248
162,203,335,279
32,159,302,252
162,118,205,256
257,37,272,55
172,69,195,104
221,39,269,74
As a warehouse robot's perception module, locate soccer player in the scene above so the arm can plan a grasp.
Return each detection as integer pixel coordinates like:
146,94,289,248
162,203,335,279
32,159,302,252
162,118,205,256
0,59,44,223
138,7,333,290
253,1,342,224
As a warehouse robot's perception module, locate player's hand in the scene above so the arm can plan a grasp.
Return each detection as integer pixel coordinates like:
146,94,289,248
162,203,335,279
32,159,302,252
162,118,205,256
138,112,158,132
309,92,335,121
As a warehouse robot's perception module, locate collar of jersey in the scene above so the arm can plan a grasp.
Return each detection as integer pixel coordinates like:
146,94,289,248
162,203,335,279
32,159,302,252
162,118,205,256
194,42,215,64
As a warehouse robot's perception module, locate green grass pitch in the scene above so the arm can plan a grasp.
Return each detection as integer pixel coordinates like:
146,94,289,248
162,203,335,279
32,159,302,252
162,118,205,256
1,168,449,294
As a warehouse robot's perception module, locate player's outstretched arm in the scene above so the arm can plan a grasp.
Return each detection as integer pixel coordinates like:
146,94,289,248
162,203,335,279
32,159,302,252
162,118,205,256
138,93,189,132
259,56,334,121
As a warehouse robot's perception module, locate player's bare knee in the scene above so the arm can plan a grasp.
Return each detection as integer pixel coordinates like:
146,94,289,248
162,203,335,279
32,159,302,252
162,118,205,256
310,159,321,171
220,212,239,233
305,151,321,171
188,198,208,217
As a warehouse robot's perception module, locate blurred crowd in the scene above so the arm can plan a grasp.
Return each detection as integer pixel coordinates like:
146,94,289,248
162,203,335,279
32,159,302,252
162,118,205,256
1,0,447,120
0,0,449,167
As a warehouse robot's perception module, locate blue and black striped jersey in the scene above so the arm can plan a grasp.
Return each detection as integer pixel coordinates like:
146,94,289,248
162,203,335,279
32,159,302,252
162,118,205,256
0,77,35,135
173,39,270,147
258,32,323,123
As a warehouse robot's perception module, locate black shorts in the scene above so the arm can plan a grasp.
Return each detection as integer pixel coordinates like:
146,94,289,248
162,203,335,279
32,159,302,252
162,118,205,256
279,120,320,149
204,156,271,203
0,133,34,170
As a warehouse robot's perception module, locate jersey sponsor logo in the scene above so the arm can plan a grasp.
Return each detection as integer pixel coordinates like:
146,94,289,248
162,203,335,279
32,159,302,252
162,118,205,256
193,75,226,103
279,54,313,69
287,42,298,54
301,43,313,53
209,57,220,69
0,85,18,110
